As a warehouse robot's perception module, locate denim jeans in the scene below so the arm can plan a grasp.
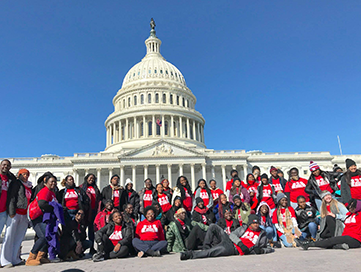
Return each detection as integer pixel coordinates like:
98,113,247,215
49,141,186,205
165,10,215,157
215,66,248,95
31,217,47,254
260,225,277,242
301,222,318,240
0,211,8,235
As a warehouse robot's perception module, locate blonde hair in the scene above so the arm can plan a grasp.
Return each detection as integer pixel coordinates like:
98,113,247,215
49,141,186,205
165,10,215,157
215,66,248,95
320,193,340,218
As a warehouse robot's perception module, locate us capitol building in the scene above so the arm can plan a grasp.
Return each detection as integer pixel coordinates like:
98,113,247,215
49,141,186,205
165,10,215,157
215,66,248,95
5,21,360,191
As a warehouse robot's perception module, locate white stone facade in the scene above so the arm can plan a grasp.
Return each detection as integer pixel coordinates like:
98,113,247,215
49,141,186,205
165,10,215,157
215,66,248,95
4,25,361,192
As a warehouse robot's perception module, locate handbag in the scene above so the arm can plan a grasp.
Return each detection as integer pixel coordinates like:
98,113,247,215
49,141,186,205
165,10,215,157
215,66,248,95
28,196,43,220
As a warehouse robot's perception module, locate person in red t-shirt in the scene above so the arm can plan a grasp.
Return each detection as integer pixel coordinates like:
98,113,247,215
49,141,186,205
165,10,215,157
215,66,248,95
257,174,277,211
298,199,361,250
252,166,261,183
173,176,193,213
101,174,126,213
284,167,310,209
225,169,239,199
139,178,155,220
153,183,172,214
132,206,167,257
180,213,274,260
341,158,361,206
269,166,286,194
242,174,259,210
193,179,213,210
161,179,173,195
306,161,337,211
209,179,224,206
1,168,33,267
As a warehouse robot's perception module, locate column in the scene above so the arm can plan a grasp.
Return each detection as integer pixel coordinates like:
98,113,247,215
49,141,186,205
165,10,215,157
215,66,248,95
125,118,129,140
113,123,117,143
144,165,148,180
211,165,215,179
179,164,183,176
202,163,207,179
132,165,136,188
179,117,183,138
120,165,125,186
170,115,174,137
73,169,79,186
152,115,156,137
156,164,160,183
97,168,101,188
191,164,196,190
186,118,190,139
221,165,227,192
193,120,196,140
108,168,113,181
161,115,165,137
143,116,146,137
85,168,89,176
167,164,172,187
243,164,248,181
118,120,122,142
106,127,110,146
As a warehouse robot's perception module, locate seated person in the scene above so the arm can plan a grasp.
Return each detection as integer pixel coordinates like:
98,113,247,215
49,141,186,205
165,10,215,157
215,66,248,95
94,200,114,232
59,210,92,260
166,196,183,223
92,211,133,262
213,194,233,222
232,195,251,225
192,197,215,226
256,202,280,248
123,203,136,227
295,195,318,241
132,206,168,258
180,214,274,260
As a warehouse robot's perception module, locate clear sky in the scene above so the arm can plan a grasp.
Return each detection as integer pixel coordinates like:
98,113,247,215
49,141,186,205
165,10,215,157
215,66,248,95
1,1,360,158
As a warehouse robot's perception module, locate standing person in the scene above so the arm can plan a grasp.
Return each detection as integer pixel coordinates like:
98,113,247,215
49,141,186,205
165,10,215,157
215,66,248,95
124,179,140,221
192,197,215,226
162,179,173,195
139,178,156,221
31,172,53,202
132,206,167,257
341,158,361,205
153,183,172,215
306,161,337,210
284,167,310,209
295,196,318,241
193,179,213,210
232,195,251,225
257,174,277,212
101,174,127,212
242,174,259,210
225,170,239,199
57,175,89,221
229,177,250,205
272,192,301,248
317,191,348,240
80,173,101,255
209,179,223,206
93,211,133,261
256,202,279,248
173,176,193,214
252,166,261,182
1,169,32,267
269,166,286,194
26,173,58,266
0,160,16,239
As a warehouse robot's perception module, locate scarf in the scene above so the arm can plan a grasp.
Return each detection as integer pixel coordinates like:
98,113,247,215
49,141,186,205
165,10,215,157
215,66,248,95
194,206,208,215
277,207,294,232
111,184,122,200
22,180,33,188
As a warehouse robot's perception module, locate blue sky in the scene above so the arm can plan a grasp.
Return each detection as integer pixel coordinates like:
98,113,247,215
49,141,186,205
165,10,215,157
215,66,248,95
1,1,360,158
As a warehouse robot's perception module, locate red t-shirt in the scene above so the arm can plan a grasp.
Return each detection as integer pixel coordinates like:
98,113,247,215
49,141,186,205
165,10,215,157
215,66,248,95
211,188,224,205
342,212,361,242
242,181,258,195
225,219,233,235
37,186,57,202
143,189,153,209
271,178,284,193
109,225,123,246
234,227,261,255
199,189,210,207
326,205,331,213
64,189,79,210
260,184,275,209
113,190,120,207
183,188,192,212
315,175,333,193
136,219,165,241
16,185,32,215
272,207,296,237
284,178,309,202
157,193,171,213
225,179,233,192
0,174,9,213
87,186,97,210
350,175,361,200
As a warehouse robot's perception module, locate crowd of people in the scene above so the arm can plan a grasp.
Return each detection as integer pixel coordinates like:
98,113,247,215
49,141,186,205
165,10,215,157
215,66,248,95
0,157,360,267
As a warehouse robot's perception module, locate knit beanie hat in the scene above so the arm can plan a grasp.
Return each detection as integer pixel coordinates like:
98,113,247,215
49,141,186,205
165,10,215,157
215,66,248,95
233,194,241,202
18,169,30,176
175,208,186,218
196,197,204,204
248,214,260,225
276,192,287,203
309,161,320,172
270,166,277,174
277,169,283,175
320,191,331,199
125,178,133,186
261,173,268,180
252,166,260,172
333,164,342,172
346,158,356,169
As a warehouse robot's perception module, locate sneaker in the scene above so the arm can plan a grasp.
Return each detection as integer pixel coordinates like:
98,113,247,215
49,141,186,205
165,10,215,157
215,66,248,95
92,252,105,262
49,257,62,263
333,243,349,250
273,241,282,248
2,264,13,268
180,251,192,261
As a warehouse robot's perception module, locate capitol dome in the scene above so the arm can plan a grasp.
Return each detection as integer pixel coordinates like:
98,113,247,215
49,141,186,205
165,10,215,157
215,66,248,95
104,20,206,152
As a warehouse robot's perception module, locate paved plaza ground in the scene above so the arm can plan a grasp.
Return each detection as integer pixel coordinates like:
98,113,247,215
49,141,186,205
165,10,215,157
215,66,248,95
11,238,361,272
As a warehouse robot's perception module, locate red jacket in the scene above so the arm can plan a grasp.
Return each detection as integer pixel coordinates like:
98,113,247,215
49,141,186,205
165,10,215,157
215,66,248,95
94,209,111,232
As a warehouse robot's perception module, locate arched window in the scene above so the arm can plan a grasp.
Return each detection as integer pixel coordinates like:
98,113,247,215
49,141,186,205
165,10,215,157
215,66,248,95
165,121,168,135
141,94,144,104
155,93,159,103
187,99,189,108
170,94,173,104
163,93,166,103
134,95,137,106
176,96,179,105
184,123,187,138
190,124,193,139
148,93,152,103
140,122,144,137
122,99,125,108
148,121,152,136
182,97,185,107
121,126,124,140
156,120,161,135
128,97,131,107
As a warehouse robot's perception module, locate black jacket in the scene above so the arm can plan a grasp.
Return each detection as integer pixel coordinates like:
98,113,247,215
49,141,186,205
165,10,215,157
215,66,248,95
305,171,337,199
0,171,16,199
269,176,286,190
95,221,133,247
257,183,277,204
217,218,240,233
101,185,127,212
340,169,361,204
62,218,87,242
7,179,33,217
124,190,140,220
295,205,317,230
192,208,215,225
56,187,89,212
152,190,172,208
